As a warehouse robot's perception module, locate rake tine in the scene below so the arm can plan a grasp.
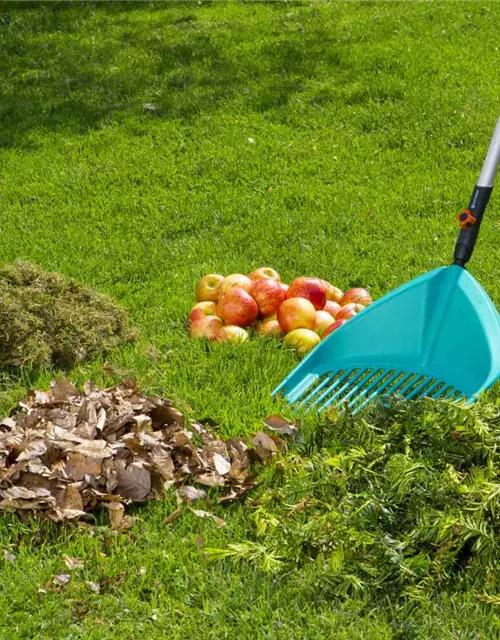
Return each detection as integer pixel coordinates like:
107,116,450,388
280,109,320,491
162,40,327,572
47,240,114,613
421,379,441,398
310,370,352,410
429,383,447,399
336,370,378,407
351,371,412,414
297,372,337,408
318,369,369,412
347,370,387,409
380,371,414,399
354,370,401,413
285,374,320,404
405,377,432,400
398,374,423,396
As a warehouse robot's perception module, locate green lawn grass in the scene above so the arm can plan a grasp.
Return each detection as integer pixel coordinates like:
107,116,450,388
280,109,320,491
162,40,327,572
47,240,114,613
1,1,500,637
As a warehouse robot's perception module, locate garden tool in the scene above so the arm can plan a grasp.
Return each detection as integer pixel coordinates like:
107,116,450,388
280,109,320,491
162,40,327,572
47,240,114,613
273,115,500,414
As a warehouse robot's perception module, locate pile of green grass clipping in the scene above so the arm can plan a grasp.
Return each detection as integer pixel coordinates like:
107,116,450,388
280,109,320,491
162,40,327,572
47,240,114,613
0,261,136,368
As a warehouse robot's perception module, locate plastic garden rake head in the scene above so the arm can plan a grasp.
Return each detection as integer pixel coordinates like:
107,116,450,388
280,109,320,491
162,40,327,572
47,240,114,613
273,115,500,414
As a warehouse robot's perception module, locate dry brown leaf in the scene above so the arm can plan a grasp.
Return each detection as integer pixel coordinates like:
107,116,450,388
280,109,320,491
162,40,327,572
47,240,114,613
228,457,249,483
189,508,225,528
65,452,102,482
0,417,16,429
1,486,51,500
195,472,225,488
64,556,84,570
50,378,79,403
53,574,71,585
115,463,151,501
16,440,47,462
263,414,298,436
86,581,100,594
252,432,278,453
178,486,207,502
164,507,182,524
212,453,231,476
57,485,84,512
72,440,113,460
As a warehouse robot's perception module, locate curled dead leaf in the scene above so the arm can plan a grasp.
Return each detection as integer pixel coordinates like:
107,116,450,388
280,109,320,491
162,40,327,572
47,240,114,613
164,507,182,525
189,508,225,528
86,581,100,594
263,414,298,437
212,453,231,476
115,463,151,501
64,556,84,570
178,486,206,502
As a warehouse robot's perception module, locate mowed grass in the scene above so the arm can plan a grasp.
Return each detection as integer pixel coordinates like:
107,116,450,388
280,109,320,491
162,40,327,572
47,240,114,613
1,1,500,637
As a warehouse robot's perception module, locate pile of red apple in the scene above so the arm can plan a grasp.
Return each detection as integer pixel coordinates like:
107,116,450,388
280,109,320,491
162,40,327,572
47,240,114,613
189,267,372,356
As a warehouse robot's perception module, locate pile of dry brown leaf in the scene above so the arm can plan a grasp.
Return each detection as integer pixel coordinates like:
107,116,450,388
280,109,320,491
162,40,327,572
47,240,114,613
0,378,294,528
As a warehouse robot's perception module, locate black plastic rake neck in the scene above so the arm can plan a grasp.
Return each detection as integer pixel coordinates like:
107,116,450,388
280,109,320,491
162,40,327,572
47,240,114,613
454,116,500,267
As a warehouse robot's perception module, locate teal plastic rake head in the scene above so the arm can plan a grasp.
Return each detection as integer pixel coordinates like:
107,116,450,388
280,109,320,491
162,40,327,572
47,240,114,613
273,115,500,414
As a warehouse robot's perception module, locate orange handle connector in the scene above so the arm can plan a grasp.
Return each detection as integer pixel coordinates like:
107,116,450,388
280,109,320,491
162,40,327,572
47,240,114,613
457,209,478,230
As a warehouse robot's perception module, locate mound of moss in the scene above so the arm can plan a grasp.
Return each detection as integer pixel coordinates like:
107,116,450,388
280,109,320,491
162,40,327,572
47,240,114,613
0,261,137,368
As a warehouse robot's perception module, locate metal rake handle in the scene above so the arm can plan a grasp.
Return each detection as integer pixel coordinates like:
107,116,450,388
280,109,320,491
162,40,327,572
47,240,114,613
454,115,500,267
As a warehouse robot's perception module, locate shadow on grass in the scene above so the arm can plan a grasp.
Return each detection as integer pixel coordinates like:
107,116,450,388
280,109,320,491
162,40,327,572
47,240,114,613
0,1,369,147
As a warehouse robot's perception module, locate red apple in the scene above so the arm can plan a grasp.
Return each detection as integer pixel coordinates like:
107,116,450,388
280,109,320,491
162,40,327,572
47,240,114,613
314,310,335,336
319,279,343,303
280,283,289,297
216,287,259,327
287,277,326,310
220,273,252,295
322,319,347,339
195,273,224,302
248,267,281,282
189,315,223,340
340,288,372,307
250,278,285,316
189,301,218,324
256,316,283,338
218,325,249,343
323,300,341,318
283,328,321,355
336,303,364,321
277,297,316,333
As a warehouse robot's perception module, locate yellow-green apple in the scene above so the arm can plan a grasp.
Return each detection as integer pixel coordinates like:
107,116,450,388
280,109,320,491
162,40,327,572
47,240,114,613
189,301,218,325
287,277,326,310
322,318,347,339
283,328,321,355
220,273,252,295
248,267,281,282
323,300,341,318
336,303,363,321
314,310,335,336
256,316,283,338
277,297,316,333
319,279,343,303
218,325,249,343
340,288,372,306
195,273,224,302
216,287,259,327
280,283,289,297
250,278,285,316
189,315,223,340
